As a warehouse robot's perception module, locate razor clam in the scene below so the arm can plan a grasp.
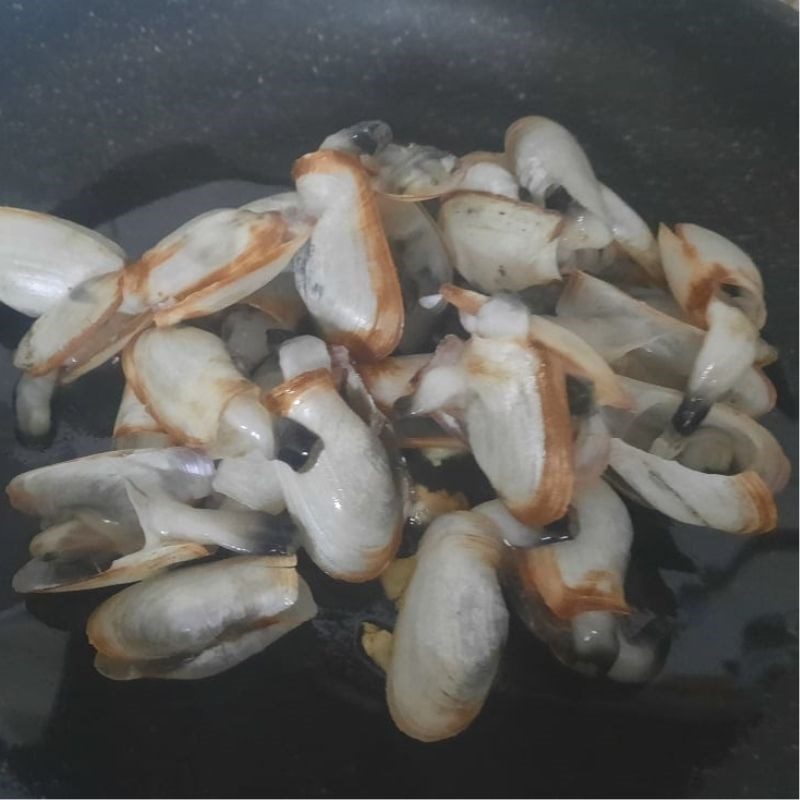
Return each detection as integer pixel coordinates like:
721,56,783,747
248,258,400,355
656,223,768,437
14,516,210,595
356,353,432,413
605,377,788,533
8,448,217,592
513,583,664,682
212,449,286,515
122,326,274,456
402,298,574,526
505,116,607,219
457,151,520,199
113,383,173,450
658,223,766,329
221,305,281,375
505,118,660,281
14,371,58,440
263,336,402,581
320,121,463,201
0,207,125,317
438,191,563,292
377,195,453,353
292,149,405,361
14,271,152,380
440,283,630,408
87,556,316,680
515,479,632,620
14,207,307,383
556,271,776,417
507,481,663,680
387,511,508,742
124,206,310,326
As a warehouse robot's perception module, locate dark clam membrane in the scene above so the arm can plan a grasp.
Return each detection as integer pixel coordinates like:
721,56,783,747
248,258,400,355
13,515,145,592
605,401,742,477
670,395,712,437
320,119,393,157
273,417,324,473
508,567,668,682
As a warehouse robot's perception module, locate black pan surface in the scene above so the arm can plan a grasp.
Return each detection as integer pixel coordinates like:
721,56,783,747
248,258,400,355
0,1,797,797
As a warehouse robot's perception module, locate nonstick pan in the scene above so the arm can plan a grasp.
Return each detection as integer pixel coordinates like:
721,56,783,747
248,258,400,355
0,1,797,797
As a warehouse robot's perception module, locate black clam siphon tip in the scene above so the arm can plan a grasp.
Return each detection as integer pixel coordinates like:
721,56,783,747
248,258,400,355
565,374,595,418
671,396,711,436
348,120,393,156
274,418,324,473
537,514,574,547
393,394,416,418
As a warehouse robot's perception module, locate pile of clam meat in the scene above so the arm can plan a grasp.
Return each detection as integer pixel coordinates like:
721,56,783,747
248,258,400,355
1,116,789,742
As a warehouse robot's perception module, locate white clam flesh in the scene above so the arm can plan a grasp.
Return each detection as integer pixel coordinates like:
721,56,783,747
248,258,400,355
438,191,562,292
505,116,607,219
556,271,776,418
113,383,173,450
441,282,630,409
292,149,405,361
14,371,58,439
402,295,574,526
263,336,402,580
0,207,125,317
123,207,310,326
8,448,217,591
123,326,273,456
87,555,316,680
516,479,632,619
604,377,787,534
387,511,508,742
658,222,766,329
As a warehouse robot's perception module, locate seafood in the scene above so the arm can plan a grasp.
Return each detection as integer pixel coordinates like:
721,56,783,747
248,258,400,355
292,150,404,361
263,336,402,580
438,191,562,292
113,383,173,450
387,511,508,742
555,271,775,418
122,325,273,456
1,114,789,744
377,195,453,353
0,207,125,317
399,307,574,526
13,203,308,386
8,448,216,592
88,556,316,680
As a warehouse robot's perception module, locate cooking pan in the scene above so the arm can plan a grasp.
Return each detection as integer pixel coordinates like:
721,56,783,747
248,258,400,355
0,0,797,796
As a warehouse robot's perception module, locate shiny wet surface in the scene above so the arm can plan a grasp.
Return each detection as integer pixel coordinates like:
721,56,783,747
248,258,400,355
0,1,797,797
